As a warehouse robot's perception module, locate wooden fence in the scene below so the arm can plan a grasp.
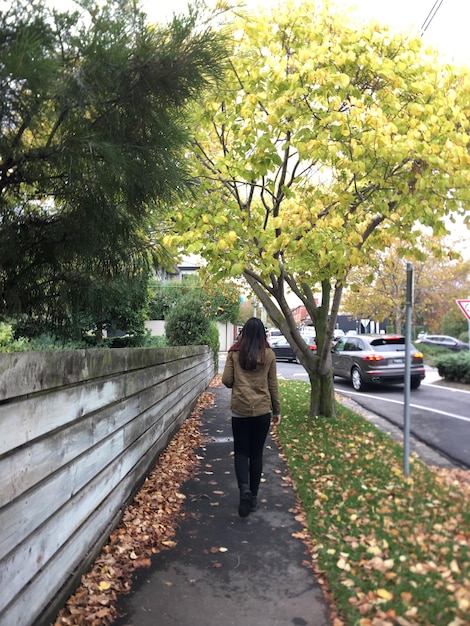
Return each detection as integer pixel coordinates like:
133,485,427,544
0,345,214,626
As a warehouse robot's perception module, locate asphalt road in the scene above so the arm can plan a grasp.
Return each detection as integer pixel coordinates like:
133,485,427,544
219,354,470,469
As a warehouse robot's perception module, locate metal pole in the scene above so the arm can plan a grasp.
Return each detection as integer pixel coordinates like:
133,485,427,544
468,296,470,352
403,263,414,476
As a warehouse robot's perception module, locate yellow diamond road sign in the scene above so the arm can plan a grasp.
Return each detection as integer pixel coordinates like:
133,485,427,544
456,299,470,321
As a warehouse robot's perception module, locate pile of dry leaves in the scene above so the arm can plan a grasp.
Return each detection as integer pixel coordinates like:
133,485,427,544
53,386,217,626
432,466,470,499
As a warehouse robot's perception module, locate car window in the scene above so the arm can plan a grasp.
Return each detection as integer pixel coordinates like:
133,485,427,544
370,337,406,352
344,339,359,351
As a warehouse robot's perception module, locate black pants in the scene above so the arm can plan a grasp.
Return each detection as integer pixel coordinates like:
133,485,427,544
231,414,271,496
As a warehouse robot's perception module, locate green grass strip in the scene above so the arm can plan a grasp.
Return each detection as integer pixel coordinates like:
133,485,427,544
276,380,470,625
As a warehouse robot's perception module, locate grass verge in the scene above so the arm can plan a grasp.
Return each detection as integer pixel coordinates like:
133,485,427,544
276,380,470,626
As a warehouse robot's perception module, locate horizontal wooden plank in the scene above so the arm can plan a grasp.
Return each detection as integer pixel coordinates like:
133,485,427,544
0,346,210,401
0,346,213,626
0,352,211,456
0,383,200,612
0,361,210,505
0,369,209,573
1,445,159,626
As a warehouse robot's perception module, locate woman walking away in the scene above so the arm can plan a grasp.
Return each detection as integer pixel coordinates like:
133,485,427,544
222,318,281,518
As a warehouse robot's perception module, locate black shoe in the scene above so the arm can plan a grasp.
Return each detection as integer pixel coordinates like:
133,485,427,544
250,495,258,512
238,485,252,518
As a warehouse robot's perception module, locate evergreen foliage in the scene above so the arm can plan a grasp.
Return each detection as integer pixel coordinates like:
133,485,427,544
148,275,240,324
164,293,211,346
0,0,227,339
436,351,470,384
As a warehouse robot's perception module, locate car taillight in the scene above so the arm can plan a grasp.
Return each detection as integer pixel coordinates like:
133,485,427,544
413,351,423,358
362,355,384,361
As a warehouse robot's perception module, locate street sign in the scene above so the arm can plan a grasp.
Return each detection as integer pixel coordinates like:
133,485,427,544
456,299,470,321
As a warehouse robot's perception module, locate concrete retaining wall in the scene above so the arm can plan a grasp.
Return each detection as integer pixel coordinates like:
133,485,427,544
0,346,214,626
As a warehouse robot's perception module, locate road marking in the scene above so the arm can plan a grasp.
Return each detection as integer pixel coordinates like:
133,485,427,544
422,381,470,394
341,391,470,423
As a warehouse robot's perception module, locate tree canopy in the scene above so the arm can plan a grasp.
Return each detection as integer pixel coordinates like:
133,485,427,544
148,274,240,324
341,237,470,335
168,0,470,416
0,0,226,338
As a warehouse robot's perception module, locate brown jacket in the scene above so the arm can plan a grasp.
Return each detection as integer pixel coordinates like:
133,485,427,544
222,348,281,417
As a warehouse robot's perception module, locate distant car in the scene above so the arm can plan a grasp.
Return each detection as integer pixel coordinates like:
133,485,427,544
415,335,469,352
267,328,283,342
271,335,317,362
332,329,345,346
332,334,425,391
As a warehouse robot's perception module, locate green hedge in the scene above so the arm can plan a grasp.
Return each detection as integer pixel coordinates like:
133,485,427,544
435,350,470,384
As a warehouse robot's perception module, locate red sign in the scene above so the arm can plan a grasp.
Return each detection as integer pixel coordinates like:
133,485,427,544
456,299,470,321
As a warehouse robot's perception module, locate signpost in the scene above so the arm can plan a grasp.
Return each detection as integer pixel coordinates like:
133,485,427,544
456,299,470,351
403,263,414,476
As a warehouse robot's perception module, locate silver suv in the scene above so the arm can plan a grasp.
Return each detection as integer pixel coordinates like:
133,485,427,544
332,334,425,391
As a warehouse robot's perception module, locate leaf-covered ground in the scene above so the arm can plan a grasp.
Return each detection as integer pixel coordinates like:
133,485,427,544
53,388,216,626
53,377,469,626
275,380,470,626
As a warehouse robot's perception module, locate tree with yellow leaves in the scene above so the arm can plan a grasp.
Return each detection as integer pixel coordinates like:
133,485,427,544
341,238,470,335
168,0,470,417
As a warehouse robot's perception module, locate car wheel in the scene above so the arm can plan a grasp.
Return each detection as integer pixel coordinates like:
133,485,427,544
410,377,421,389
351,367,366,391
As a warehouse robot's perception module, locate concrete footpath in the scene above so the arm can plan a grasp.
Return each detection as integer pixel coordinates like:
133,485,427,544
113,383,331,626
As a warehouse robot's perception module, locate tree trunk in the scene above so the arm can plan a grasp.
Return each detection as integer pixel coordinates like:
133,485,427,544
306,366,336,418
243,271,338,418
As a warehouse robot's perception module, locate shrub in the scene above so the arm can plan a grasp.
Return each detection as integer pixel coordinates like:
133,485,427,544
0,322,31,352
143,333,167,347
200,320,220,370
165,295,210,345
435,351,470,384
416,342,452,366
165,295,219,367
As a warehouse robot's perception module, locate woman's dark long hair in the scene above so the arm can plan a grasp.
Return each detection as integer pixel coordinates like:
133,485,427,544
235,317,269,370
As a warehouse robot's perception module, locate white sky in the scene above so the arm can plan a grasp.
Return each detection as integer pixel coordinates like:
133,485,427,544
142,0,470,66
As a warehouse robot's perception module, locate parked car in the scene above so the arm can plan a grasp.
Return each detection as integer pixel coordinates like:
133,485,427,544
331,334,425,391
415,334,469,352
271,335,317,362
